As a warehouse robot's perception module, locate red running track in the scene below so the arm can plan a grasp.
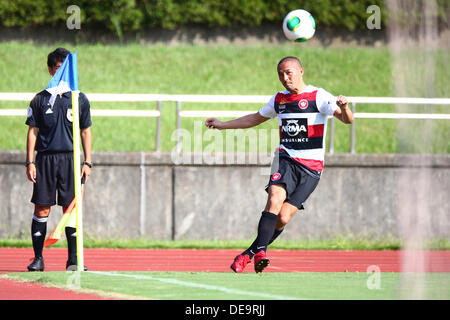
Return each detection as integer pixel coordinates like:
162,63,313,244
0,278,112,300
1,248,449,273
1,248,449,299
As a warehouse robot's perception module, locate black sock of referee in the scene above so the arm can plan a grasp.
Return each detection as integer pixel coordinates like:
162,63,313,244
65,227,77,263
253,211,278,254
31,215,47,259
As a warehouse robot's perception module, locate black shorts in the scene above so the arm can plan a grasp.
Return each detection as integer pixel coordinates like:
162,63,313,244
266,156,320,210
31,151,74,207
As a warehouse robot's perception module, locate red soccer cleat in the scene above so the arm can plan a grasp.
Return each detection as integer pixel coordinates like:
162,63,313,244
253,250,270,273
230,254,251,273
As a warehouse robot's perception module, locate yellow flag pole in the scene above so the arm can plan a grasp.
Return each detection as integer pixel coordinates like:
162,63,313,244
72,90,84,271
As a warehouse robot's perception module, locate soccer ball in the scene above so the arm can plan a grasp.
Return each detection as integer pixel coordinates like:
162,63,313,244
282,9,316,42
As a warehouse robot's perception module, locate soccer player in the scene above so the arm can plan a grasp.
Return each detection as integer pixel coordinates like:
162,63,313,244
205,56,354,273
25,48,92,271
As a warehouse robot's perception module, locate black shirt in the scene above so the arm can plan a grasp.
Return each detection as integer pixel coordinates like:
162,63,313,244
25,90,92,153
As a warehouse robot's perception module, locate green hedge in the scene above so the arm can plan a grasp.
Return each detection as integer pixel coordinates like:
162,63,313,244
0,0,447,37
0,0,386,31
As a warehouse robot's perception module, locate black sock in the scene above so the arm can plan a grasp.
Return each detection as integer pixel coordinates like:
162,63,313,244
253,211,278,253
244,227,284,258
65,227,77,263
268,228,284,246
31,215,47,258
243,240,257,259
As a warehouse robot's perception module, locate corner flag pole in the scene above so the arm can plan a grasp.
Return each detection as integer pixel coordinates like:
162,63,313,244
72,89,84,272
69,52,84,272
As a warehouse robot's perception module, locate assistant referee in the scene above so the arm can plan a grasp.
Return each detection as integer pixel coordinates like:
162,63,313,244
25,48,92,272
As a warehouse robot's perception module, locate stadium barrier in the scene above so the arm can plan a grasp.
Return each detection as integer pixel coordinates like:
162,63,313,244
2,93,449,240
1,150,450,240
1,93,449,154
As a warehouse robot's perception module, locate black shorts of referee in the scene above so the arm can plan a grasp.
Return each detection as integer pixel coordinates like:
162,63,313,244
31,151,75,207
266,153,320,210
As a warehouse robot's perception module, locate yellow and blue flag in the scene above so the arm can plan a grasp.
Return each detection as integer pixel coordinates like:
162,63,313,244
44,177,85,248
45,52,78,107
44,197,77,247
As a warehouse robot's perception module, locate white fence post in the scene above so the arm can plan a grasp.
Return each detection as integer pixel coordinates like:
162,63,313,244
156,101,162,152
351,102,356,154
176,100,182,153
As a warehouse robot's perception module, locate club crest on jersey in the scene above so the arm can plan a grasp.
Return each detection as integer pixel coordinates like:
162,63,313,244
271,173,281,181
66,109,73,122
298,99,308,110
27,106,33,118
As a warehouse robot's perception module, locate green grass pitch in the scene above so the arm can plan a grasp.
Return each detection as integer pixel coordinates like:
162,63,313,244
5,271,450,300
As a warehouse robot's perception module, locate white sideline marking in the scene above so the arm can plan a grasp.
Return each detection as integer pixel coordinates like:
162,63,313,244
90,271,301,300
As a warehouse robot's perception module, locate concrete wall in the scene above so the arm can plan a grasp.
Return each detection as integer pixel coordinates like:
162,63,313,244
1,151,449,240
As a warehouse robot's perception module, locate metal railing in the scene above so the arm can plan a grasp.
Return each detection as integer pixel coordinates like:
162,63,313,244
1,93,449,153
175,96,450,154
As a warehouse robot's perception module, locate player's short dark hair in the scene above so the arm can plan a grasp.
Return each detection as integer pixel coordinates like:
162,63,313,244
47,48,71,67
277,56,302,68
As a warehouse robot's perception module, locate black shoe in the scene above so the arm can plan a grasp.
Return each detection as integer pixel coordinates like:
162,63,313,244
27,257,44,272
66,260,88,271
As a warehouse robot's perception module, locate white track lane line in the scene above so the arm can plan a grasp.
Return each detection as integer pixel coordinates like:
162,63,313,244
89,271,302,300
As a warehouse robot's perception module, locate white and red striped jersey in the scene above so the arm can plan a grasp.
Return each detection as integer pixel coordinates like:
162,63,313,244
259,85,338,172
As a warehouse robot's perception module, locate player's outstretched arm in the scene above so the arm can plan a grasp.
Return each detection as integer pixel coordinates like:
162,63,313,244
334,95,354,124
205,112,269,130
